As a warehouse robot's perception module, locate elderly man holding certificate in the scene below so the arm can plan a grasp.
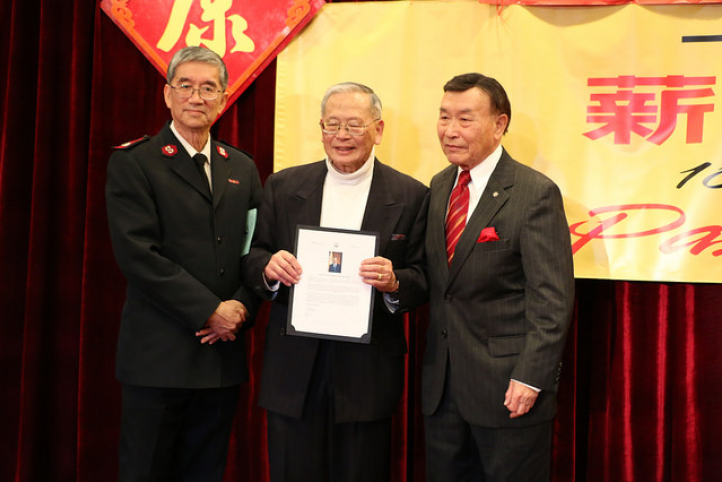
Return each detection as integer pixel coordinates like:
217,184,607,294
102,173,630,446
243,82,428,482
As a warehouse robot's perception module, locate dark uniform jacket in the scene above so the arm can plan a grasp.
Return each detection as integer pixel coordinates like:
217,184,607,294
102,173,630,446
106,122,262,388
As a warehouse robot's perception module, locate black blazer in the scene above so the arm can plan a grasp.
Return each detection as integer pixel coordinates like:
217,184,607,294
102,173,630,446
423,148,575,428
106,122,263,388
243,159,428,422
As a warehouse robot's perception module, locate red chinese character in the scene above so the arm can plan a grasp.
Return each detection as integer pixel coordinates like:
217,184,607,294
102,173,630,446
648,88,714,144
584,90,656,144
584,76,715,145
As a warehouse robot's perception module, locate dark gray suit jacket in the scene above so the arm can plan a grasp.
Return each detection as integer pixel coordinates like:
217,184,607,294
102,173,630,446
106,122,263,389
423,148,574,428
242,159,428,422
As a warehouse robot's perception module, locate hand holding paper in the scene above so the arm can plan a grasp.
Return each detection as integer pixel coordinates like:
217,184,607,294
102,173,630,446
288,226,378,343
264,249,303,286
359,256,398,293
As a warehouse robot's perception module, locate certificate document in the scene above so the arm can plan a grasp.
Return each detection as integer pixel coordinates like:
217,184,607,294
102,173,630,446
287,225,379,344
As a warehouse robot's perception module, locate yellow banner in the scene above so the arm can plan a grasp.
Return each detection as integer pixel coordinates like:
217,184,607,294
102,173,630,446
275,1,722,283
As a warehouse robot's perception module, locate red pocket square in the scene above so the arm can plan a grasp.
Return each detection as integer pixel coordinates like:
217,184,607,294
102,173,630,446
477,227,500,243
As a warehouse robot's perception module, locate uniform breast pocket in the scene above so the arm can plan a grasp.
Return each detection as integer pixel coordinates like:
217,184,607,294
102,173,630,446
222,178,246,199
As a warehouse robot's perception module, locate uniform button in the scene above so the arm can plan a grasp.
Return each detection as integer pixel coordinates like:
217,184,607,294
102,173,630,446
441,329,448,338
216,237,222,244
444,294,452,302
219,268,225,275
280,327,286,335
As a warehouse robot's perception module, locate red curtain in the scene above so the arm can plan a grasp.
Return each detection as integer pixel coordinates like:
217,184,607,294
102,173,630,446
1,1,720,480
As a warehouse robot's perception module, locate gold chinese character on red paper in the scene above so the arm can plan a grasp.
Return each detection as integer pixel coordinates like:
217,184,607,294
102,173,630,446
157,0,254,57
101,0,324,109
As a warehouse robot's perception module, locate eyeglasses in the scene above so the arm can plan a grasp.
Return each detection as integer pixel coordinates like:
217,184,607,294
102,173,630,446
168,83,223,101
320,119,380,136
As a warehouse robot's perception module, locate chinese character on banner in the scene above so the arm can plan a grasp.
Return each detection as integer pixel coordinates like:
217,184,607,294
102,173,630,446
584,75,716,145
101,0,325,111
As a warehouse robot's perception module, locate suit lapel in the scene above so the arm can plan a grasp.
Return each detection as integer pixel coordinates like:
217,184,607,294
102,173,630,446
447,151,514,285
429,165,457,279
361,160,404,254
287,161,326,229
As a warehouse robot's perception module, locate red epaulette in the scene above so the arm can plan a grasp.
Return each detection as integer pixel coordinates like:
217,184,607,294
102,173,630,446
113,135,150,150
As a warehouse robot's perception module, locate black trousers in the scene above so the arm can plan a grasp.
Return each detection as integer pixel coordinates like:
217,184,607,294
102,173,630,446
266,342,392,482
119,384,239,482
424,373,553,482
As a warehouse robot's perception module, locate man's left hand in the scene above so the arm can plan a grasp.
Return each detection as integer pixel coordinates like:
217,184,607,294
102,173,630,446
196,300,248,345
503,379,539,419
359,257,398,293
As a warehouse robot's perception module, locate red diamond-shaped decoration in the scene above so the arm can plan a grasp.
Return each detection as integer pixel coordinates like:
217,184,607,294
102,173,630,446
101,0,324,111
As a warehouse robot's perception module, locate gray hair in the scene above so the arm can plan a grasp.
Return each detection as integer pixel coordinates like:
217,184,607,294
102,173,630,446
321,82,382,119
166,46,229,91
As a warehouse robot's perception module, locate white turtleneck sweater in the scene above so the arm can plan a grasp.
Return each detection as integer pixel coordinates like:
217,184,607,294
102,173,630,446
320,149,375,230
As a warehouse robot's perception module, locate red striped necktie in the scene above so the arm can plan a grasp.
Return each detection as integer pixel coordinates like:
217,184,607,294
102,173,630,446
445,170,471,264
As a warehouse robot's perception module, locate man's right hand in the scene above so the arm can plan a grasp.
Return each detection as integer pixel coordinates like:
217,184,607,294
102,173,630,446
264,250,303,287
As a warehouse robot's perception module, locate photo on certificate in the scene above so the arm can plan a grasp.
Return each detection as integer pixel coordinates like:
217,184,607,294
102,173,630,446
328,251,342,273
287,225,379,344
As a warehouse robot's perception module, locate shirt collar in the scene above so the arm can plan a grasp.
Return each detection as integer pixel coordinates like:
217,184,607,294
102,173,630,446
458,144,502,185
170,121,212,160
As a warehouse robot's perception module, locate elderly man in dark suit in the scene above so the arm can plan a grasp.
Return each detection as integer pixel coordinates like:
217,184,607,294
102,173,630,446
105,46,262,481
242,82,428,482
423,73,575,482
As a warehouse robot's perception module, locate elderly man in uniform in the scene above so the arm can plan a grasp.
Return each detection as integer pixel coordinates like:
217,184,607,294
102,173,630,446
106,46,262,481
